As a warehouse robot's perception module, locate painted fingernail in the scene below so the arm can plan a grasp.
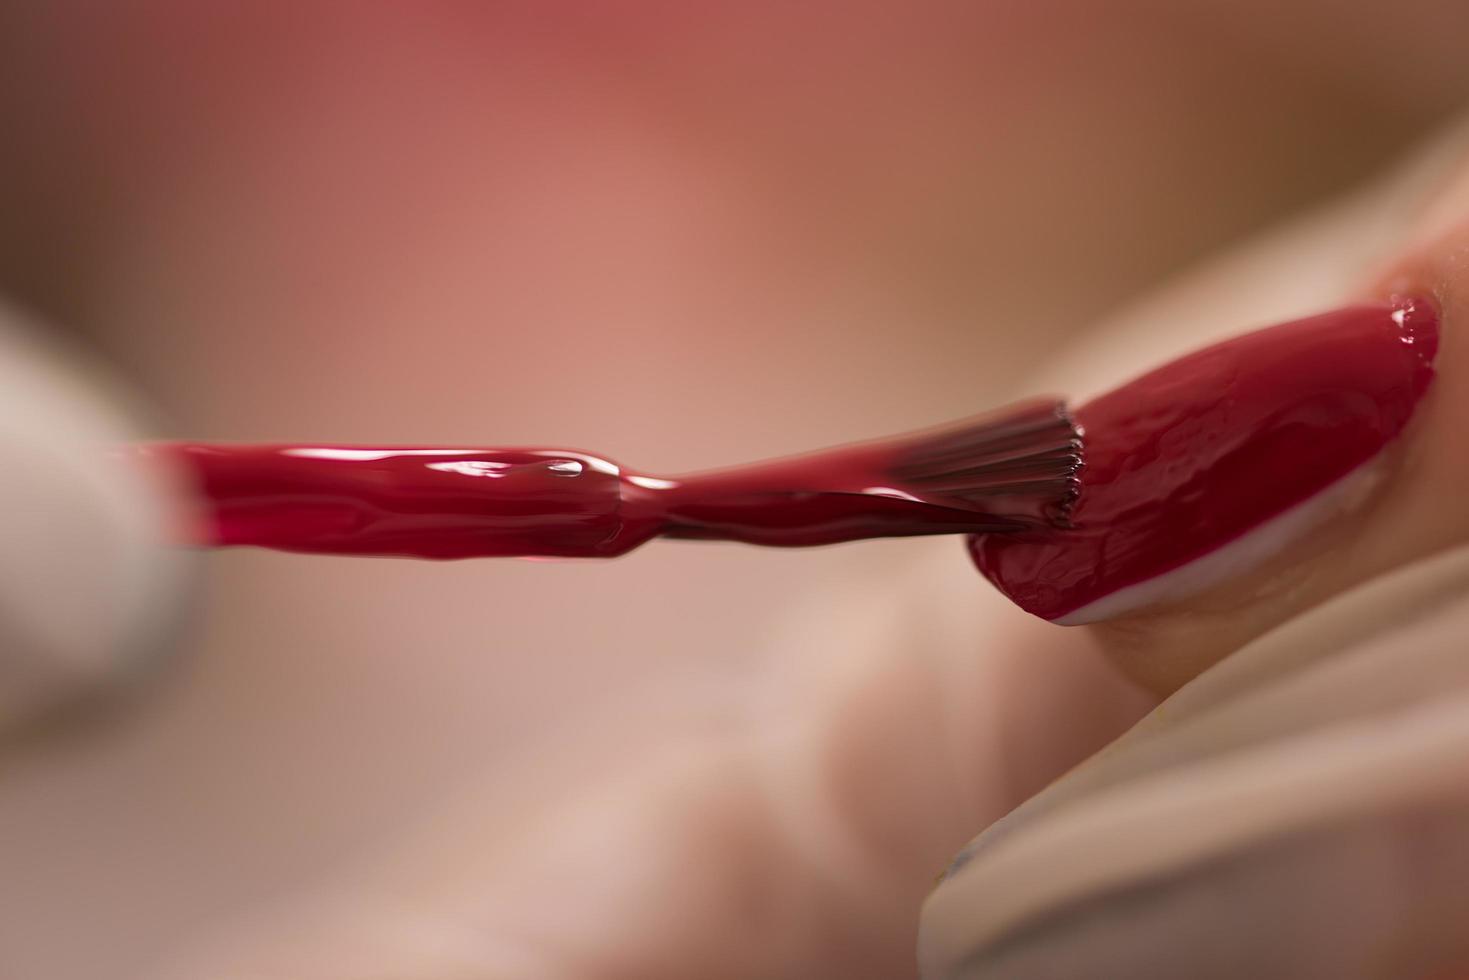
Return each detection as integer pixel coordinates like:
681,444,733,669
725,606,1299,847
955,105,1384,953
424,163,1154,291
970,298,1439,624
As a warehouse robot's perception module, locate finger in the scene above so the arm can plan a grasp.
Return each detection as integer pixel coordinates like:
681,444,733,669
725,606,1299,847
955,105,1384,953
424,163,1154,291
921,119,1469,978
0,304,188,729
922,546,1469,979
966,120,1469,694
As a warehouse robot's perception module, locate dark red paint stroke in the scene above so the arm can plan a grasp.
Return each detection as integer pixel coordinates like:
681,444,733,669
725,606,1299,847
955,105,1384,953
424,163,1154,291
969,299,1439,622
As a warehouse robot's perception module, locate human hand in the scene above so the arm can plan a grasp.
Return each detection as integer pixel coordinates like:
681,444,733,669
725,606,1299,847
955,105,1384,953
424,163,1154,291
6,6,1469,977
150,85,1469,980
923,120,1469,977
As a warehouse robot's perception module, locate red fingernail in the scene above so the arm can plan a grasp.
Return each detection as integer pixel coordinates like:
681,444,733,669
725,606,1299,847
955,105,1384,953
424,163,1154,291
970,298,1439,623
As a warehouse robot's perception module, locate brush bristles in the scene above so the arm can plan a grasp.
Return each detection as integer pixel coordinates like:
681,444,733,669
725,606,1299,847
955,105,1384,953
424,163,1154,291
889,399,1083,527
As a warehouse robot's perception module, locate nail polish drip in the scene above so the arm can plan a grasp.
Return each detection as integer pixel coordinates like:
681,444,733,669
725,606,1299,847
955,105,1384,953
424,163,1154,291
969,299,1439,623
154,400,1083,559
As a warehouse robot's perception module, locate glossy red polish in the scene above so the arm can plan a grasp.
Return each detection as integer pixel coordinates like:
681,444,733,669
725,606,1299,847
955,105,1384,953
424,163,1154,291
969,299,1439,624
150,400,1082,559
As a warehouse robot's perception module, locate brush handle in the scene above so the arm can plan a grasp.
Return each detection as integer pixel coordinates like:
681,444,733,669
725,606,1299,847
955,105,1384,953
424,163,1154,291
155,441,1017,559
154,443,663,559
149,402,1071,560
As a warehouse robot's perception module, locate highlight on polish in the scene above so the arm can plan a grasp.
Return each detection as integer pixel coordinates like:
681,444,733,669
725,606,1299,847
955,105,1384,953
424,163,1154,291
970,298,1439,624
148,299,1439,634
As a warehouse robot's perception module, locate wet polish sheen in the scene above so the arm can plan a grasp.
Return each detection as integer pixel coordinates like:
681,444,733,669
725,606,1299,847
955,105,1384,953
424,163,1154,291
969,299,1439,623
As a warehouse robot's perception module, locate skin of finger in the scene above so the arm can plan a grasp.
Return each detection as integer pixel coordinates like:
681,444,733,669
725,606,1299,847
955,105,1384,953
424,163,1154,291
1016,123,1469,694
937,543,1469,891
922,583,1469,976
952,799,1469,980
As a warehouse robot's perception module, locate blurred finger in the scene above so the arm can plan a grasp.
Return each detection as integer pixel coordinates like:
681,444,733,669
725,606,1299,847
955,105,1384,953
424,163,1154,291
922,546,1469,979
0,304,187,729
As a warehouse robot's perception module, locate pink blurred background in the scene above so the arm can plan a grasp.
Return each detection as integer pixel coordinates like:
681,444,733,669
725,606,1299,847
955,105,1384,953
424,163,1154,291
3,3,1469,977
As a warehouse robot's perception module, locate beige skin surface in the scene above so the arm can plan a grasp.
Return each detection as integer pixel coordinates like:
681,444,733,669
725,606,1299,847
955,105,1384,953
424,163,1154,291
3,5,1469,979
924,128,1469,977
1059,135,1469,695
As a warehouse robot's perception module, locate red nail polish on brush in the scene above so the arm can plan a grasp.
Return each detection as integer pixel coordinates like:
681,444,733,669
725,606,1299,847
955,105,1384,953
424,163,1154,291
150,400,1083,560
970,298,1439,624
139,298,1438,619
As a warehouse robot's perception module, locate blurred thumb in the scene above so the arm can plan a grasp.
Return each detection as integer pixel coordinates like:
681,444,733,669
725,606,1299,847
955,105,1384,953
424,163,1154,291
0,304,188,729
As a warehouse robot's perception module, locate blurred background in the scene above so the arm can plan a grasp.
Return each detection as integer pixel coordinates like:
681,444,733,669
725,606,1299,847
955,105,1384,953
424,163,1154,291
3,3,1469,978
